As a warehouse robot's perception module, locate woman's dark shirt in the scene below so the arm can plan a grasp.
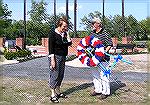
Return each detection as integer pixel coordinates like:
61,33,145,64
49,31,72,56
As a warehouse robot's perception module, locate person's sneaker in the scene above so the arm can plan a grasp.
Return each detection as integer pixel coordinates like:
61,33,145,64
90,91,102,96
99,94,109,100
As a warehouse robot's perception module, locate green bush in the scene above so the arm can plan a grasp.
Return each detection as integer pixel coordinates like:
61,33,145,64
17,50,28,57
148,41,150,53
26,38,40,46
66,54,77,61
4,52,17,60
4,49,31,60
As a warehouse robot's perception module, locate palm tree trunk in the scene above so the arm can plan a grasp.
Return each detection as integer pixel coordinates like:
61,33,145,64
74,0,77,37
54,0,56,24
66,0,69,20
24,0,26,49
102,0,105,27
122,0,125,37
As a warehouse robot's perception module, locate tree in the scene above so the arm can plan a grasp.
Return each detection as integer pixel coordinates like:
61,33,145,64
80,11,113,37
80,11,103,31
47,13,73,31
139,17,150,40
28,0,48,23
27,0,49,44
146,17,150,35
0,0,12,37
80,11,147,41
4,20,24,40
111,15,129,39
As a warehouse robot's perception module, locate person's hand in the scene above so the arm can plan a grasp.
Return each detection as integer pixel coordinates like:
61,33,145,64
50,57,56,70
66,32,72,42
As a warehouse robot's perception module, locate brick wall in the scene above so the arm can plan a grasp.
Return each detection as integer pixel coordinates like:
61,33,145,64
122,36,133,44
41,37,120,55
41,38,82,55
16,38,24,49
68,38,82,55
112,37,118,46
0,37,5,47
42,38,49,52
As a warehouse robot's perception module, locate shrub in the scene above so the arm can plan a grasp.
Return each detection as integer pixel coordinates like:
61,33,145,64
4,49,31,60
66,54,77,61
26,38,40,46
4,52,17,60
148,41,150,53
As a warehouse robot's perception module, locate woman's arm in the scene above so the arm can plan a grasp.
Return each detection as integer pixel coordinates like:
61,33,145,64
48,32,56,70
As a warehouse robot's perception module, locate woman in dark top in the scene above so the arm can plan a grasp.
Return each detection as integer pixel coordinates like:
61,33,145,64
48,17,72,103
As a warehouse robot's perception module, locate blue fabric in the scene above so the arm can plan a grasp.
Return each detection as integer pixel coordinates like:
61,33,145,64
98,52,133,77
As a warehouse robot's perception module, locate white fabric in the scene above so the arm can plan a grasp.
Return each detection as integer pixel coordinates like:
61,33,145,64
91,37,99,45
92,62,110,95
48,54,54,58
67,38,72,42
92,56,99,65
82,38,86,46
95,47,105,54
76,45,84,51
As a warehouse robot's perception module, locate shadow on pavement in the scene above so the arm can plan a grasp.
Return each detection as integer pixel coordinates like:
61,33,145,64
64,81,126,96
110,81,126,95
64,82,93,95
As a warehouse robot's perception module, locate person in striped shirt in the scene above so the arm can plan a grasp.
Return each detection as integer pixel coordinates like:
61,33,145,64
90,17,113,100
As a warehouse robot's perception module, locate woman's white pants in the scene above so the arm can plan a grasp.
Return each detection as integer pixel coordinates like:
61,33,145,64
92,62,110,95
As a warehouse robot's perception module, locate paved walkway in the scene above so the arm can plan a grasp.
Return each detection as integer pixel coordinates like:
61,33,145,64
1,54,149,83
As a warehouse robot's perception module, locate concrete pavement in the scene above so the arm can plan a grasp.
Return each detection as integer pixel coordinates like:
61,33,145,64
1,54,149,83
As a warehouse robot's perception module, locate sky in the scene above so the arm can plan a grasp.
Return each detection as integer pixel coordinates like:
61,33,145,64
3,0,150,30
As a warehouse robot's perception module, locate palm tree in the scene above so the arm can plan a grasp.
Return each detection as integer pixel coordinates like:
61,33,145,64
66,0,68,20
54,0,56,23
102,0,105,26
74,0,77,37
122,0,125,37
24,0,26,49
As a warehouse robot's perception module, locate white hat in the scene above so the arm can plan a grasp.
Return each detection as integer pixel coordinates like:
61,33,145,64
92,17,101,24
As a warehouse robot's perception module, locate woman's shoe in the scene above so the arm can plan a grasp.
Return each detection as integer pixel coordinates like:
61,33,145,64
57,93,68,98
99,94,109,100
90,91,102,96
50,96,59,103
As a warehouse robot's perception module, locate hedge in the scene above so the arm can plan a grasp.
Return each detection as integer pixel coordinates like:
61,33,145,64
4,49,31,60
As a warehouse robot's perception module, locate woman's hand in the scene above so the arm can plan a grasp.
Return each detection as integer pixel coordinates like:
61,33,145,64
66,32,72,42
50,57,56,70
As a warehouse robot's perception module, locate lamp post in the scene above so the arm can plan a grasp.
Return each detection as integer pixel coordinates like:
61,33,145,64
102,0,105,27
74,0,77,37
122,0,125,37
24,0,26,49
66,0,69,20
54,0,56,25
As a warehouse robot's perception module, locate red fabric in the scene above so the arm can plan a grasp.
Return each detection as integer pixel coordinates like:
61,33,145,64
95,52,104,57
77,35,105,67
78,43,85,48
93,40,102,47
80,56,87,64
77,51,83,57
85,36,91,46
89,58,96,66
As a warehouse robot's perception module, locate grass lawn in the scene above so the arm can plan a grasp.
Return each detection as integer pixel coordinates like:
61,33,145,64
0,76,149,105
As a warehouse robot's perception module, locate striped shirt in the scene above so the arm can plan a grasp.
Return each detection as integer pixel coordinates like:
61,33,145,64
92,28,112,62
92,28,113,48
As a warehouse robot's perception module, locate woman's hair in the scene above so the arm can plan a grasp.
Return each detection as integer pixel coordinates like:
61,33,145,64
56,16,68,27
91,17,102,27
